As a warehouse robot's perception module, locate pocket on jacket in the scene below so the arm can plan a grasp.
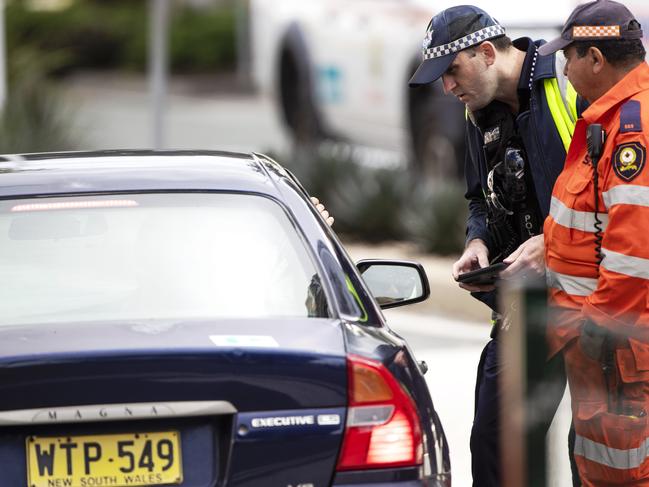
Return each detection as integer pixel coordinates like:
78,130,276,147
565,169,591,195
629,338,649,373
575,400,607,421
564,166,601,243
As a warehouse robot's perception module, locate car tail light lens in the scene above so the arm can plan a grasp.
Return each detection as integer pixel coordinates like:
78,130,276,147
336,354,423,470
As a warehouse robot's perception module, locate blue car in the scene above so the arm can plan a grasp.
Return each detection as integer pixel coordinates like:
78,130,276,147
0,151,451,487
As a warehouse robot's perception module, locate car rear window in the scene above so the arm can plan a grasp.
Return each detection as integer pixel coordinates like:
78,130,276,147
0,193,329,325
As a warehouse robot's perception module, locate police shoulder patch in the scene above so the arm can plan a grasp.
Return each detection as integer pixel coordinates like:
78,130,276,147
613,141,646,182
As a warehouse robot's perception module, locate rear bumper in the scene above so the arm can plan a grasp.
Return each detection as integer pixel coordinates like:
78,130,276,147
334,481,450,487
332,468,451,486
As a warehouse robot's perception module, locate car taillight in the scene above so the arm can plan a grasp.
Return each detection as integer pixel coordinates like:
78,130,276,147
336,354,423,470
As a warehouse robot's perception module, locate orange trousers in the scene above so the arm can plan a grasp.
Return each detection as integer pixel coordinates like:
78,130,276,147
563,338,649,485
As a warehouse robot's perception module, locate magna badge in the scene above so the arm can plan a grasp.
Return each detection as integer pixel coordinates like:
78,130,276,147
613,142,646,182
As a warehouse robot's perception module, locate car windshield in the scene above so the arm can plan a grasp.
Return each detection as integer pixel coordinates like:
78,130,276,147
0,193,329,325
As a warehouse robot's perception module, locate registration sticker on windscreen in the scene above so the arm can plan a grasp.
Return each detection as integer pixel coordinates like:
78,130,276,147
26,431,182,487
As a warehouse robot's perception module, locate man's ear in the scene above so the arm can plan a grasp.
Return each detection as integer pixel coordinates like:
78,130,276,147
478,41,497,66
589,46,605,75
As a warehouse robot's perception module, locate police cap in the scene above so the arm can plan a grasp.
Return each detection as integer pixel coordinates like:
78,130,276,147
409,5,506,87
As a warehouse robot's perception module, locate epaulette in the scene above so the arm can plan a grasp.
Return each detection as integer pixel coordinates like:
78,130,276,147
620,99,642,133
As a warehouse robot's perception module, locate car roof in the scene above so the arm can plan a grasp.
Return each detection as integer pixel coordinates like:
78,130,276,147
0,150,294,199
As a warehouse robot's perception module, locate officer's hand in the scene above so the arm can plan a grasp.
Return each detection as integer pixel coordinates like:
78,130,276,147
452,239,495,292
500,235,545,280
310,197,334,226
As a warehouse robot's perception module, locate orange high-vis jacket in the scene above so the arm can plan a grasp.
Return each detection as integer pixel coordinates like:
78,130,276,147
544,62,649,485
545,62,649,356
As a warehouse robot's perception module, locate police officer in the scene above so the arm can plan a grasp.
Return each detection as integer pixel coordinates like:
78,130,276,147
409,6,582,486
540,1,649,484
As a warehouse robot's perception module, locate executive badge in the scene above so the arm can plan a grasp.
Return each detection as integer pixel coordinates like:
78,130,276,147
613,142,646,182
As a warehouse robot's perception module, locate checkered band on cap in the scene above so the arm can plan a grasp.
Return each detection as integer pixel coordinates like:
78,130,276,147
572,25,621,38
422,25,506,60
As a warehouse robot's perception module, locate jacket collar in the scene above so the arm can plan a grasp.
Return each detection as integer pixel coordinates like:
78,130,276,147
467,38,558,125
513,37,557,87
582,62,649,123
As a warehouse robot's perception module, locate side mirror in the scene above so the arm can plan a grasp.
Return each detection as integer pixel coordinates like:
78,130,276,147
356,259,430,309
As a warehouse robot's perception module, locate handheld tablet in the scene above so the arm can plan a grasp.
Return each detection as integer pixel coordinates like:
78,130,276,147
457,262,510,286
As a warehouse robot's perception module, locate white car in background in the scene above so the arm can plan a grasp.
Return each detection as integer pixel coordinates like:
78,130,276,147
248,0,571,178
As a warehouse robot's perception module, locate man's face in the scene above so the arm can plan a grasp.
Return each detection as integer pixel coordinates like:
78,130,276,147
562,45,595,103
440,48,496,111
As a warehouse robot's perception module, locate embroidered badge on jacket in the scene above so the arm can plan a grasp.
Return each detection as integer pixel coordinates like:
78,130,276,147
613,142,646,182
483,126,500,145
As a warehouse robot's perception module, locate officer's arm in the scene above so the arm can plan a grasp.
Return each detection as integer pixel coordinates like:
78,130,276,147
464,125,491,248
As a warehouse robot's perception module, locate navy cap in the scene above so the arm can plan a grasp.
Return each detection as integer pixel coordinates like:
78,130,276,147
538,0,643,56
409,5,506,87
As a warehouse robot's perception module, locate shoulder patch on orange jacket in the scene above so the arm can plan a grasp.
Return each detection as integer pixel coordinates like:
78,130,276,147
614,142,646,181
620,99,642,133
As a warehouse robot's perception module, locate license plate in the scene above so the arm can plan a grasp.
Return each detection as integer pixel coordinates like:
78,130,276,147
26,431,182,487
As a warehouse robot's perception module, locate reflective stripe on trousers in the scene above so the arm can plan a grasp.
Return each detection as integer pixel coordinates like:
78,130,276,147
575,434,649,470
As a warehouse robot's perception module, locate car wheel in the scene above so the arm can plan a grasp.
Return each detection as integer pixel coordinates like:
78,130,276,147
278,44,324,146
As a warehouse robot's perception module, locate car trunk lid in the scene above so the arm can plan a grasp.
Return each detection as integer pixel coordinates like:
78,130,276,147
0,318,348,487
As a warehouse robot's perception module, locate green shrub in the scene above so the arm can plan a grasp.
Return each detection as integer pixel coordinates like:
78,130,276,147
5,0,236,74
0,49,78,153
6,1,144,73
274,143,467,254
401,181,468,255
170,6,236,72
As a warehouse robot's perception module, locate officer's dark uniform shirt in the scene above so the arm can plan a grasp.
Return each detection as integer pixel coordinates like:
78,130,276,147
463,37,586,309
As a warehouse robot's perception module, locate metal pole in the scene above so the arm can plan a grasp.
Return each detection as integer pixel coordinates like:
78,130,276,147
501,277,553,487
0,0,7,113
501,280,527,487
149,0,170,150
235,0,251,90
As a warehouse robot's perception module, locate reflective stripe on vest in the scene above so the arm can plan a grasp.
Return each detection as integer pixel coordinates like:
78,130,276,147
345,275,368,323
567,83,578,123
603,185,649,209
575,433,649,470
544,78,578,152
546,269,597,296
466,68,577,152
602,248,649,280
550,196,609,232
